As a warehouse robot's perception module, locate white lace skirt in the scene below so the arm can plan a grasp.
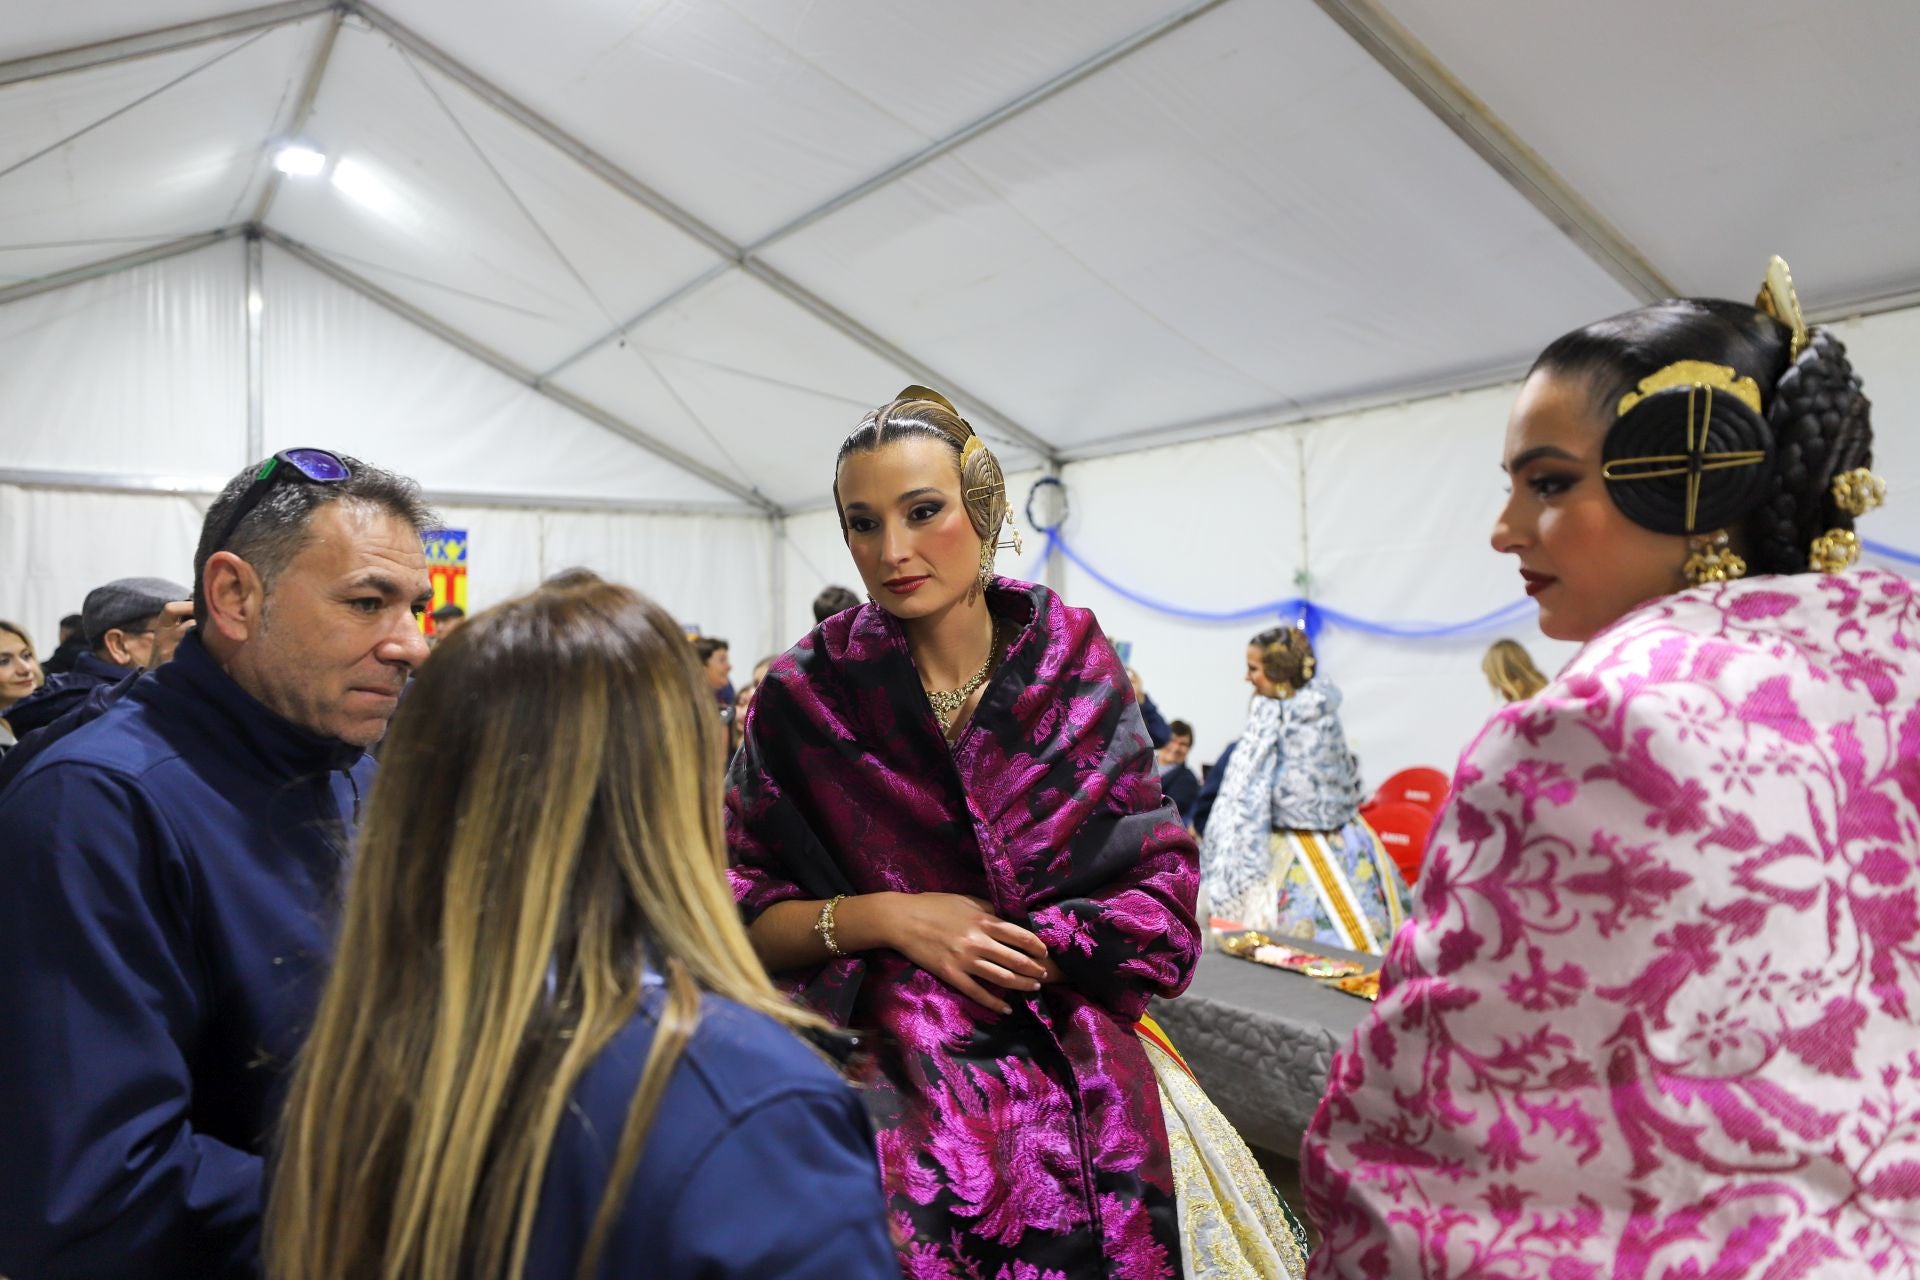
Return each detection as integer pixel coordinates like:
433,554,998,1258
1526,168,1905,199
1137,1021,1308,1279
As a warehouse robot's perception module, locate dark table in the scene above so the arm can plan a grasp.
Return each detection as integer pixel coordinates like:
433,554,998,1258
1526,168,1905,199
1146,942,1377,1158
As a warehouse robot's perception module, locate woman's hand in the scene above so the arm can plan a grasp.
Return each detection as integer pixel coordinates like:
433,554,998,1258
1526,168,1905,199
882,892,1053,1015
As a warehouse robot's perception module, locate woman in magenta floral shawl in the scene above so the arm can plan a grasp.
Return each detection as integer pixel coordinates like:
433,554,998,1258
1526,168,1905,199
1304,261,1920,1276
726,388,1208,1279
730,575,1198,1277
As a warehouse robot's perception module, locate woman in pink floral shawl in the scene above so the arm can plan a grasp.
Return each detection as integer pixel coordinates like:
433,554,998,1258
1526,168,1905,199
1303,259,1918,1277
729,389,1303,1280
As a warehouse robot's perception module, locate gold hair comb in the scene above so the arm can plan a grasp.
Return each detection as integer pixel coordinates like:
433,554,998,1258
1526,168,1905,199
1755,255,1810,362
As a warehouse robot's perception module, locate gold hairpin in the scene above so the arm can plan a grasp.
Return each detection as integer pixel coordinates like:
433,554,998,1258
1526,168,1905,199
1755,255,1810,362
1605,367,1769,532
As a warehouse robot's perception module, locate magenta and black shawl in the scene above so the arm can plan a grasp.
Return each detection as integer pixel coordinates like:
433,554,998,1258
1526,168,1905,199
726,578,1200,1280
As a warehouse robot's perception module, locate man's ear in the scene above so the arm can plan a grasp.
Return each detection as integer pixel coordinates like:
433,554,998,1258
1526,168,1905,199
99,628,135,666
202,551,265,645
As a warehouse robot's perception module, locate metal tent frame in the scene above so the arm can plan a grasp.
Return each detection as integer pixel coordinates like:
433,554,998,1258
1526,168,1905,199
2,0,1913,514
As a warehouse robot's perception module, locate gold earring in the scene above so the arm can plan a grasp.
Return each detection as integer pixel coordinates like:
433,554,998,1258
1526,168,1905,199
978,539,996,590
1808,528,1860,574
1683,531,1747,587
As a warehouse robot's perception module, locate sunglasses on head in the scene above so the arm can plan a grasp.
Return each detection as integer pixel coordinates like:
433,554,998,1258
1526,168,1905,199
210,448,352,554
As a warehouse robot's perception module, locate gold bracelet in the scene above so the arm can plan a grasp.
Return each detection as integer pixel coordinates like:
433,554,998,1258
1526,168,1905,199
815,894,848,958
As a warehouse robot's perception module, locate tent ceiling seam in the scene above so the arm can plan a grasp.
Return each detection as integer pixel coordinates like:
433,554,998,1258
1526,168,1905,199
0,0,337,89
1050,264,1920,465
390,39,624,331
736,0,1234,259
540,0,1241,455
255,226,780,514
0,28,280,188
1307,0,1673,303
249,9,346,225
0,227,245,307
0,467,762,516
337,1,1061,463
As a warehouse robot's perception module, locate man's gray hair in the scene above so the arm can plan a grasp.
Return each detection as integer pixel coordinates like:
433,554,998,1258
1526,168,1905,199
192,453,437,624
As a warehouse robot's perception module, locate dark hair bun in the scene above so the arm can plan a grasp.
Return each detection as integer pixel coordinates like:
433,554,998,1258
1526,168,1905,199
1748,329,1873,573
1601,385,1775,536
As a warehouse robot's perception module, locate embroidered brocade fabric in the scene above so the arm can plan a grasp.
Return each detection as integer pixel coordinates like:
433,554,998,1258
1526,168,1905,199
1304,570,1920,1278
728,580,1200,1279
1143,1035,1307,1279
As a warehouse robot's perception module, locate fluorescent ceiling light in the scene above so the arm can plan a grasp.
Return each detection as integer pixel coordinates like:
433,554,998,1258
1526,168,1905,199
272,144,326,177
329,156,403,220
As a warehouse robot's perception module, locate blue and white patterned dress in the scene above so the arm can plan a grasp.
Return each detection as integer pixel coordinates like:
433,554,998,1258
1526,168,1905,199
1199,680,1409,953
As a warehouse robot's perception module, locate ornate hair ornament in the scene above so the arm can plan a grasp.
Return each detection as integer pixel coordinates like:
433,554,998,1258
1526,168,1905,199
1603,361,1773,535
1614,361,1761,418
904,386,1021,557
1831,466,1886,517
1808,528,1861,575
1755,254,1810,362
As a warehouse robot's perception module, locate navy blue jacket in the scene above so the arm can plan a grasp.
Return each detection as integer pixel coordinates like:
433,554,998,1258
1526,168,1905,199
0,631,371,1280
2,650,133,737
1190,739,1237,836
527,987,899,1279
1160,761,1201,823
1139,692,1172,749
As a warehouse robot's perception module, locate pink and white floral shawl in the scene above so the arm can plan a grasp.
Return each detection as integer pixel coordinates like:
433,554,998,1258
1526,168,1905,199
1303,569,1920,1278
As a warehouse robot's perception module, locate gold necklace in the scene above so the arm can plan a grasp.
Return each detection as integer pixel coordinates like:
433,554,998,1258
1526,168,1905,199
925,618,1004,733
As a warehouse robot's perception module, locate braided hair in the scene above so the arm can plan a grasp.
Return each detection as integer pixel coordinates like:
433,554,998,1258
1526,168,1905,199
1531,298,1873,575
833,386,1009,543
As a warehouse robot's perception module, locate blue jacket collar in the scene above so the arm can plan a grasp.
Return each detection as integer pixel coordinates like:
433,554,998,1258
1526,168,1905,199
72,652,133,682
158,631,366,777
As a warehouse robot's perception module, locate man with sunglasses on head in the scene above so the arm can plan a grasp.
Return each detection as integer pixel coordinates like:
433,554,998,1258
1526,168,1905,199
0,450,435,1280
0,577,193,742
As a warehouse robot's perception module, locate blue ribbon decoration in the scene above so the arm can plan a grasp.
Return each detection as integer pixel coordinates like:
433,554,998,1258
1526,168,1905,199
1018,482,1920,642
1034,529,1536,641
1863,538,1920,568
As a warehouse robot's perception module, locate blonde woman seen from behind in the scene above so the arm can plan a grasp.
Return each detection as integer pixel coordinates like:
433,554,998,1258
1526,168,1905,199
1480,637,1547,702
267,581,897,1280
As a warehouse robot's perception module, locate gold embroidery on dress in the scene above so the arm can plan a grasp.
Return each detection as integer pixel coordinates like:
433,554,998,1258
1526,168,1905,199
1142,1034,1307,1278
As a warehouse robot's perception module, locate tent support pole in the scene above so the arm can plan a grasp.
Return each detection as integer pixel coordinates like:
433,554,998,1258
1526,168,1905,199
344,2,1057,464
245,233,265,463
256,227,778,514
0,1,337,89
0,467,758,515
769,514,788,658
250,9,346,225
737,0,1232,258
1307,0,1672,303
1042,462,1066,595
0,228,245,307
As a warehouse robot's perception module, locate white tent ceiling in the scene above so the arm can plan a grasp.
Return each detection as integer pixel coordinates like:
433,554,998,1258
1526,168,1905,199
3,0,1918,515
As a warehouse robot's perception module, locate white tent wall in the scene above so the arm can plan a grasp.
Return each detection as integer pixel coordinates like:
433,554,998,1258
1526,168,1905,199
1047,301,1920,791
0,484,210,654
3,228,1915,768
0,237,781,656
0,241,246,478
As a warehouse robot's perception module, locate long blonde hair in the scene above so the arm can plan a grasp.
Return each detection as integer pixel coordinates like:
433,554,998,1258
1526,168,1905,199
1482,638,1548,702
266,581,823,1280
